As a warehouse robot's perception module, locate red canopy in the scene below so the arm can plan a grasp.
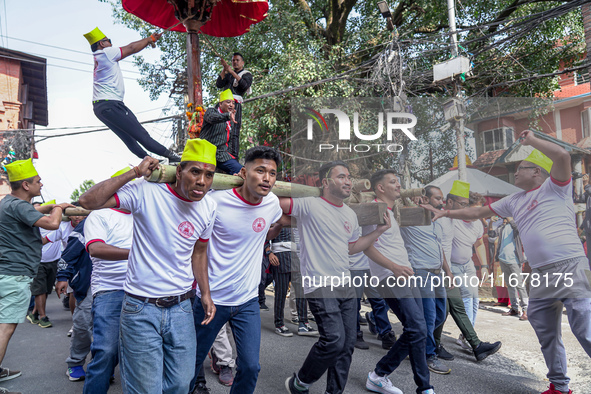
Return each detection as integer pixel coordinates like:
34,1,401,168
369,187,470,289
122,0,268,37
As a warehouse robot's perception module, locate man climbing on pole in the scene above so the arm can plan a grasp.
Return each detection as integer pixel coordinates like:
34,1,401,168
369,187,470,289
83,27,181,163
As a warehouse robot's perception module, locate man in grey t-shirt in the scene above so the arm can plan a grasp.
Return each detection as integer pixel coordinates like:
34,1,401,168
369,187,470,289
0,158,72,391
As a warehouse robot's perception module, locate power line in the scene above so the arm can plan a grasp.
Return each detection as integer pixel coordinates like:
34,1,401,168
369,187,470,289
34,114,182,142
0,34,135,64
0,53,139,81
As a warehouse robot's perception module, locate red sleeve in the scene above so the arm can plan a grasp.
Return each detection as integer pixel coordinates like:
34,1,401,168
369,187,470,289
85,239,105,252
550,176,571,187
198,238,209,243
114,193,120,209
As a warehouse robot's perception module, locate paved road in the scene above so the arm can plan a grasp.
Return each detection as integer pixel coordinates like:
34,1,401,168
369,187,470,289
3,294,590,394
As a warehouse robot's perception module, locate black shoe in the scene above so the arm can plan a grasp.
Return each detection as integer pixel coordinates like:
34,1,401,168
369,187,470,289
365,312,377,335
474,341,502,362
285,373,309,393
355,333,369,350
192,382,210,394
436,344,455,361
359,313,368,326
380,331,397,350
259,303,269,311
167,152,181,163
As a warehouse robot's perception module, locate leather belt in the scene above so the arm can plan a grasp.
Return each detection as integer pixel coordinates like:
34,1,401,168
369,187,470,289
125,289,195,308
422,268,442,275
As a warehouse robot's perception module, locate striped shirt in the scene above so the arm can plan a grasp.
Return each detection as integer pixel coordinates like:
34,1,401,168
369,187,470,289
199,105,235,163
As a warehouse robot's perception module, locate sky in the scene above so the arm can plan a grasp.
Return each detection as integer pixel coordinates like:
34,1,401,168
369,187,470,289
2,0,176,202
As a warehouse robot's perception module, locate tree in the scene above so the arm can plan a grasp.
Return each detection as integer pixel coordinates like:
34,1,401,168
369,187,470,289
103,0,586,183
70,180,95,202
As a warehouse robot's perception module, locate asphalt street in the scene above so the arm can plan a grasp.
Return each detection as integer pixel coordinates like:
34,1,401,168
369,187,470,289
2,293,590,394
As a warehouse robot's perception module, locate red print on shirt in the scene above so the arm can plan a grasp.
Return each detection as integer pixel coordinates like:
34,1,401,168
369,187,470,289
178,221,195,238
527,200,538,211
252,218,266,233
344,221,352,234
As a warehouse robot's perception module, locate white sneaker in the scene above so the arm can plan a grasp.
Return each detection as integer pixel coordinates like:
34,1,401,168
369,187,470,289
421,390,436,394
365,371,402,394
67,326,73,337
456,334,471,351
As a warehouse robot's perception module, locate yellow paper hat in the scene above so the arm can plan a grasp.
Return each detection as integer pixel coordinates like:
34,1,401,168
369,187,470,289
449,180,470,199
83,27,106,45
5,158,38,182
111,167,132,178
181,139,217,166
41,199,56,206
219,89,234,103
523,149,553,173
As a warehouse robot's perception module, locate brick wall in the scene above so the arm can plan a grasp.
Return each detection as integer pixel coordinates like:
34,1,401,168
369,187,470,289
0,58,22,131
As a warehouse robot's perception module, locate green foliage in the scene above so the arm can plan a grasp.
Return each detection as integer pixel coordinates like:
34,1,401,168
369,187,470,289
70,179,96,202
102,0,587,183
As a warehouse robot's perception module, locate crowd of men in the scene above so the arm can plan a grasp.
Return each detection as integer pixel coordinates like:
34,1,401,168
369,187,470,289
0,27,590,394
0,129,590,394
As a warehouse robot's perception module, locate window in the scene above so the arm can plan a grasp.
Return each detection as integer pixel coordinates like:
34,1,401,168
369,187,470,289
582,109,591,139
482,127,514,153
575,70,590,86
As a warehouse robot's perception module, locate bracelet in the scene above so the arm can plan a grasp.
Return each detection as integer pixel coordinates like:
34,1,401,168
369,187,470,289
133,166,140,178
150,34,157,43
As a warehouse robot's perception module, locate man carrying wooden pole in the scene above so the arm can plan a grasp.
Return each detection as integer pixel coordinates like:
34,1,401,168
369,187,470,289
79,139,217,394
281,160,391,394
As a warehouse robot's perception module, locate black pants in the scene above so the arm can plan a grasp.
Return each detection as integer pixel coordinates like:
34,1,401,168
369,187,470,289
93,100,169,159
271,268,309,327
297,290,357,394
258,271,273,306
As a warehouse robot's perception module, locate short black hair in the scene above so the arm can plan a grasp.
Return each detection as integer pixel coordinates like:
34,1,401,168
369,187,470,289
244,146,281,168
233,52,244,61
318,161,348,183
91,42,100,52
9,176,35,191
425,185,441,198
370,169,398,191
469,191,485,206
71,201,81,207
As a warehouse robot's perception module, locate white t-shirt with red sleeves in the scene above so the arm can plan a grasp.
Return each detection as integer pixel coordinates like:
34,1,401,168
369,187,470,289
115,180,216,298
450,220,484,265
41,221,77,262
490,177,585,268
363,207,412,282
84,208,133,296
290,197,360,294
93,46,124,101
196,188,282,306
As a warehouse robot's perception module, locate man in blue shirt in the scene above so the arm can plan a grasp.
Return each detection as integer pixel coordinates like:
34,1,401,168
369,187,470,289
400,185,454,375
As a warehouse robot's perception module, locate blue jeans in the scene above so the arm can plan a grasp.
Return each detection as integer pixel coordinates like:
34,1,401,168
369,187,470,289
217,159,243,175
451,262,479,326
297,291,357,394
119,294,196,394
414,270,447,358
376,280,432,394
351,269,391,336
84,290,124,394
191,297,261,394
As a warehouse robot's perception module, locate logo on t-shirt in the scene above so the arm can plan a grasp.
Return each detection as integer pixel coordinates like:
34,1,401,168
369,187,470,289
252,217,266,232
344,221,352,234
527,200,538,211
178,221,195,238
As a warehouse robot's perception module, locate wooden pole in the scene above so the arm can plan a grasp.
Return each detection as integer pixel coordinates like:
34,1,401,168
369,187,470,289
186,29,203,107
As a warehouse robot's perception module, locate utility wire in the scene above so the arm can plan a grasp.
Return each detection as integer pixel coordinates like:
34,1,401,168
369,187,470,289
0,34,136,64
